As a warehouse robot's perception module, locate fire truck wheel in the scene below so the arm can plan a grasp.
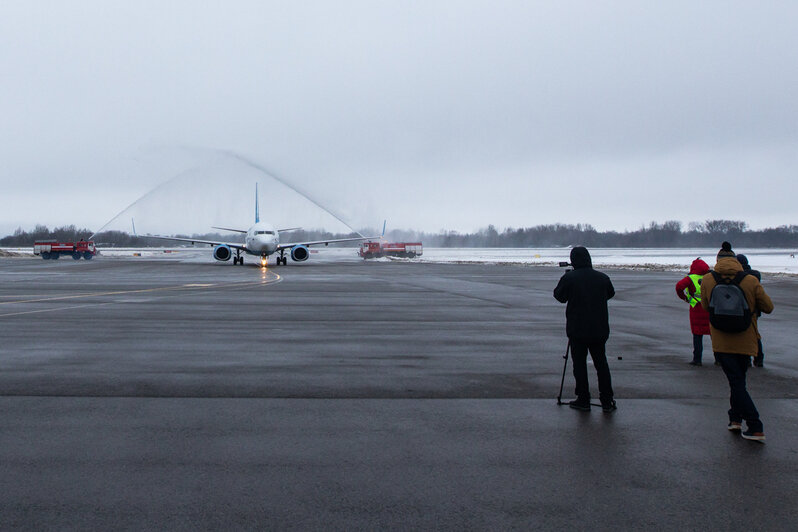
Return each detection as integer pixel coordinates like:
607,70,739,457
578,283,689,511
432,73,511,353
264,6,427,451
72,252,81,260
41,252,51,260
83,252,93,260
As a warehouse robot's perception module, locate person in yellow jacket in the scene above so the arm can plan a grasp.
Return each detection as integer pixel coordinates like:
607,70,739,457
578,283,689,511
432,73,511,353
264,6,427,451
701,242,774,442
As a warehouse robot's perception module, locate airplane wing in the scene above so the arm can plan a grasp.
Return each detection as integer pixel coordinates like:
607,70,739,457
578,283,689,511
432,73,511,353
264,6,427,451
143,234,247,250
276,235,376,251
211,226,248,233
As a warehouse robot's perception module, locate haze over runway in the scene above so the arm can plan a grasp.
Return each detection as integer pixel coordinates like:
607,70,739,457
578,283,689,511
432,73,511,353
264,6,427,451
2,2,797,236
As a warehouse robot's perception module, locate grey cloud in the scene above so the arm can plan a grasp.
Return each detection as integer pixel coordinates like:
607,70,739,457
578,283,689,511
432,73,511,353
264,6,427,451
1,1,796,236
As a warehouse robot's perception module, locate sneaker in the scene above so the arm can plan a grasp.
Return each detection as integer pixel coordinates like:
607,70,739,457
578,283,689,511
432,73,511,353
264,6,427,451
727,422,742,432
741,429,766,442
601,400,617,413
568,399,591,412
754,360,764,368
688,360,702,366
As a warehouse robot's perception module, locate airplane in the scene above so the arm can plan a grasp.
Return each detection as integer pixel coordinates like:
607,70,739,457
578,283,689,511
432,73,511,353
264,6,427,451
143,184,377,267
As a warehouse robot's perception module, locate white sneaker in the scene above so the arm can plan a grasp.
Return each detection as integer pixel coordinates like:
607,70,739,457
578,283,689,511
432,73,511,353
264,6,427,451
741,429,766,442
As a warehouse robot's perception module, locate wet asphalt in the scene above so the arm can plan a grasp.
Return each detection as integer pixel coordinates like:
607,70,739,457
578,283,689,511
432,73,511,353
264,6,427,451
1,254,797,530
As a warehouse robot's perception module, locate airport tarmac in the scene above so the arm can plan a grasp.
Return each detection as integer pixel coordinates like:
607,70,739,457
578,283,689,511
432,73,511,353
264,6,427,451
1,254,797,530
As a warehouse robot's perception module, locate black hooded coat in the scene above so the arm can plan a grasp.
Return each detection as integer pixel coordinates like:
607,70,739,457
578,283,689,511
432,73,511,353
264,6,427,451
553,247,615,340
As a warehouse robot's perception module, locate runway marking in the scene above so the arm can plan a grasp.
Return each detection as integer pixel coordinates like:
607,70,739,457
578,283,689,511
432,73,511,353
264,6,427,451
0,303,114,318
0,271,67,276
0,272,282,310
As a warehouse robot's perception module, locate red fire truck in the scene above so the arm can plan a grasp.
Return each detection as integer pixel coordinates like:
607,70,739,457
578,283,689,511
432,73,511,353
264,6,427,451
358,241,423,259
33,240,97,260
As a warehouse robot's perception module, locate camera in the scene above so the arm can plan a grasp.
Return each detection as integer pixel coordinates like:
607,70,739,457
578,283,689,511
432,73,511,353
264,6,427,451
558,262,571,268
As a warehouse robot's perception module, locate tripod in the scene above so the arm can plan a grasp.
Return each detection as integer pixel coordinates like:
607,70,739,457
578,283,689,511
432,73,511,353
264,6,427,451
556,340,570,405
556,340,602,407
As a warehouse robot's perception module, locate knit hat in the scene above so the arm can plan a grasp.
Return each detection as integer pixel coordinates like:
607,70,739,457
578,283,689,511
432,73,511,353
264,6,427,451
736,253,751,271
717,241,735,259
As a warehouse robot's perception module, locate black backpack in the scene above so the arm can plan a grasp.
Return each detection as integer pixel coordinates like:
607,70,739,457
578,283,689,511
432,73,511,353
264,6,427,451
708,271,751,333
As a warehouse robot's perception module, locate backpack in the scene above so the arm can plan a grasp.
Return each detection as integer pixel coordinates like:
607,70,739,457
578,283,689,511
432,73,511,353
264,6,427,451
708,271,751,333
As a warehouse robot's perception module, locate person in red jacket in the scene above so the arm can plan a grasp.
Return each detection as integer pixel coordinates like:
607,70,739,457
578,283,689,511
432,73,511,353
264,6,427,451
675,258,714,366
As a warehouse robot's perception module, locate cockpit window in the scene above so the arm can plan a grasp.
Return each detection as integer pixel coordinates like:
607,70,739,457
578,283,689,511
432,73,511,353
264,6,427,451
256,231,274,235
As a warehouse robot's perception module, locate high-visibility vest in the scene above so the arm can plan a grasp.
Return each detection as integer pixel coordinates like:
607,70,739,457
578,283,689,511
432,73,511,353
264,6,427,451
685,274,702,307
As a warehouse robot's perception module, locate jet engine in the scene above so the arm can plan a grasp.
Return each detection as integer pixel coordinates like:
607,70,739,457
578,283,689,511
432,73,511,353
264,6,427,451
213,245,232,261
290,245,310,262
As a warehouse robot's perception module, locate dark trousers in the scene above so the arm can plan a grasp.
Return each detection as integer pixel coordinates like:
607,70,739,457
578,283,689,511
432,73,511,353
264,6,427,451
692,334,717,364
570,338,614,404
754,338,764,366
692,334,704,362
717,352,763,432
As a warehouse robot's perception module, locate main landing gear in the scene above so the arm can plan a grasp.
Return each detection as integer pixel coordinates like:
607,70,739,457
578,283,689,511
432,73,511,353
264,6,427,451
275,251,287,266
232,249,245,266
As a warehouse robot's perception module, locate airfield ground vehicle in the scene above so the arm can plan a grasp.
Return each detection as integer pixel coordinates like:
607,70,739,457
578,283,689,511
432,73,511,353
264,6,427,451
358,241,423,259
33,240,96,260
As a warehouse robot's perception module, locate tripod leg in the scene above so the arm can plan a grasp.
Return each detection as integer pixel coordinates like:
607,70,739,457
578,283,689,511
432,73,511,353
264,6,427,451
557,340,570,405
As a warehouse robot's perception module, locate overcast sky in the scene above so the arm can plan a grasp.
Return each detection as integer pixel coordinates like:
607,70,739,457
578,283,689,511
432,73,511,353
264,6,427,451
2,1,797,236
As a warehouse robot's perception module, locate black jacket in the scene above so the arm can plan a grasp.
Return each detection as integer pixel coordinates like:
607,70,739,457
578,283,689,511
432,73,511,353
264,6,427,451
553,247,615,340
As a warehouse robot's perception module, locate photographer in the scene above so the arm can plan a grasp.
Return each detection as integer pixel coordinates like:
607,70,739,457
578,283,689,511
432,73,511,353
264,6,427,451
553,247,617,412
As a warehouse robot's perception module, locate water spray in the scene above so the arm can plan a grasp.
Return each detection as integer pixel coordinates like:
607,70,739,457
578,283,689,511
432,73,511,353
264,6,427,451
214,149,363,237
89,165,204,239
91,148,364,239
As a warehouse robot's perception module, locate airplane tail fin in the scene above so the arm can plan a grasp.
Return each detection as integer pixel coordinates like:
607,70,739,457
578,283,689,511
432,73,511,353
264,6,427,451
255,183,260,223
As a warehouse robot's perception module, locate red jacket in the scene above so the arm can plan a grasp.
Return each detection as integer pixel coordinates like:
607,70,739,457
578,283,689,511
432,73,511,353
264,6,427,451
675,258,710,335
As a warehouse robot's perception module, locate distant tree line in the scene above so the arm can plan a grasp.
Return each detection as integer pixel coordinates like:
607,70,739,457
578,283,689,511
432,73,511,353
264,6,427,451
1,225,95,246
385,220,798,248
3,220,798,248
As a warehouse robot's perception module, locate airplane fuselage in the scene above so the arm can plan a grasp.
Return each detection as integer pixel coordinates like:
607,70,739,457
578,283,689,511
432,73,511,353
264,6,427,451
244,222,279,256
